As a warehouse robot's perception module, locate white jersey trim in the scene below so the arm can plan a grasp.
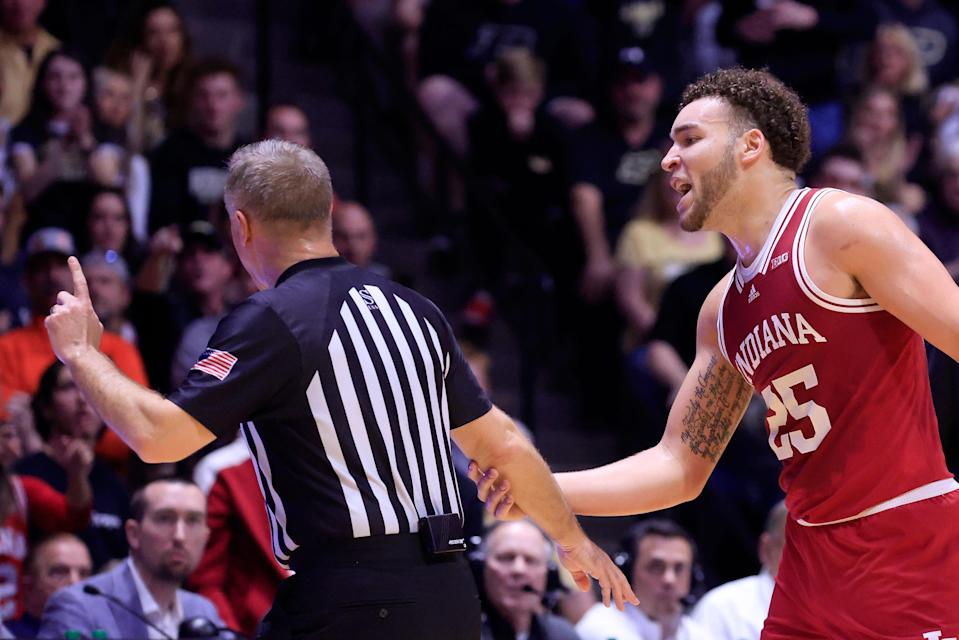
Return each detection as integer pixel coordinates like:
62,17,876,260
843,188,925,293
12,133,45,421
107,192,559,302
735,188,807,293
716,269,736,367
793,188,883,314
797,478,959,527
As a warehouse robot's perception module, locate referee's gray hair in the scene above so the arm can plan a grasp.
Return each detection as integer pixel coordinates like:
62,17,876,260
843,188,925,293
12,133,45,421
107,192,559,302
225,139,333,227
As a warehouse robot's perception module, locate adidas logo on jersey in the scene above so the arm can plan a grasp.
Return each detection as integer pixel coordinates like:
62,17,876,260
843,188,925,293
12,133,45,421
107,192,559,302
748,285,760,303
771,252,789,270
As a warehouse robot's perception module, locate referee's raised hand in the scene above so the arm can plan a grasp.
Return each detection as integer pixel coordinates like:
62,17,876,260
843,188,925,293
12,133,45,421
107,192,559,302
557,533,639,611
45,256,103,365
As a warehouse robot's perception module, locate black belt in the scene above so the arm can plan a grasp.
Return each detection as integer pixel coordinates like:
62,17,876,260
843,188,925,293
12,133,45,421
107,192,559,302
289,531,464,573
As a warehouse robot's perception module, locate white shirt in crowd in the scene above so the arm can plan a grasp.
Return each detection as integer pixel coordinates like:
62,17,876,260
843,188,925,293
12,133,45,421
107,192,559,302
576,602,714,640
128,558,185,640
691,570,775,640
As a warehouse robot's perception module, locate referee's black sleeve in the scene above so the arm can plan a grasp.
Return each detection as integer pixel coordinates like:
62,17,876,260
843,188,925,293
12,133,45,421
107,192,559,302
432,313,491,429
168,299,300,437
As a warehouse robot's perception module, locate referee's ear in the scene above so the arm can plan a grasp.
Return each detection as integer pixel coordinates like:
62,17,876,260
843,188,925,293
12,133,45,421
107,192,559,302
231,209,254,246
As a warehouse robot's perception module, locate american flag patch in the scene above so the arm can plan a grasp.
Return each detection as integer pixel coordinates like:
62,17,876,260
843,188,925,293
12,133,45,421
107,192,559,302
191,349,237,380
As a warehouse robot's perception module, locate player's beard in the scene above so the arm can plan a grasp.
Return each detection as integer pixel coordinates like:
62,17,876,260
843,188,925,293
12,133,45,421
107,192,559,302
680,145,738,232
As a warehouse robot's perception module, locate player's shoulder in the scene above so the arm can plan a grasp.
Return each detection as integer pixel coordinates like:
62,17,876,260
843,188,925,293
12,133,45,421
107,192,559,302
807,189,900,245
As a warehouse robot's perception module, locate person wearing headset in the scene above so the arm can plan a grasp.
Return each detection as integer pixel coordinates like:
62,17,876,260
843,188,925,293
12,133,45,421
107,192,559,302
576,520,714,640
479,521,581,640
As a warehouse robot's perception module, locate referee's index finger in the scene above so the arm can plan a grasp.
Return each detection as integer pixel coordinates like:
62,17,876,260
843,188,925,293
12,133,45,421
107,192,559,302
67,256,90,301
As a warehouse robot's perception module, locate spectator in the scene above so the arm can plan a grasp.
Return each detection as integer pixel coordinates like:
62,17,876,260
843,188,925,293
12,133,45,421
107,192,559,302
83,187,145,272
263,103,311,149
860,23,929,135
171,222,234,324
569,46,664,305
91,67,134,144
0,0,60,125
691,501,787,640
467,47,570,284
148,58,247,232
8,533,92,638
564,46,664,418
805,144,874,196
615,169,724,348
108,2,194,153
845,86,925,223
167,221,236,388
0,228,148,405
877,0,959,87
590,0,693,107
188,437,288,638
18,361,129,569
0,191,30,333
0,417,91,624
38,479,223,640
9,50,124,238
716,0,879,157
479,521,581,640
81,251,135,345
576,520,712,640
417,0,597,157
89,67,152,241
332,201,390,277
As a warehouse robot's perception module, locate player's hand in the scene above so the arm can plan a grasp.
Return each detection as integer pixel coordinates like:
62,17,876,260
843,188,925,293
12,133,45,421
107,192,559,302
556,534,639,611
467,461,526,520
45,256,103,365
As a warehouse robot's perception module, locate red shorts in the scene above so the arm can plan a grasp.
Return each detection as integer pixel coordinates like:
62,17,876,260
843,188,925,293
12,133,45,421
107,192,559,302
762,489,959,640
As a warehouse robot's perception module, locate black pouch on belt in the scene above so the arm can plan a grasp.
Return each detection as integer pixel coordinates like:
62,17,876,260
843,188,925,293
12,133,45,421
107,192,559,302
419,514,467,555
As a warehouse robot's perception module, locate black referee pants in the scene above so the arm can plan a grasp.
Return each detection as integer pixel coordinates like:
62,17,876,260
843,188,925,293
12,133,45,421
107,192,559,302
257,534,481,640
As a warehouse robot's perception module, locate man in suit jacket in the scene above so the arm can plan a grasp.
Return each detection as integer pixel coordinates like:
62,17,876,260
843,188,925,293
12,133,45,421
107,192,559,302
190,436,289,638
38,479,224,639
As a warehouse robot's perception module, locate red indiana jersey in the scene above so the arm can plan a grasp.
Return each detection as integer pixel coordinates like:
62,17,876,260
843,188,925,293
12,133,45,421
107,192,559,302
718,187,954,524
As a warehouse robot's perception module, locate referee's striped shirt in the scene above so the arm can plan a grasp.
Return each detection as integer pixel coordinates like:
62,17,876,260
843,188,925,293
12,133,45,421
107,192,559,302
169,257,492,567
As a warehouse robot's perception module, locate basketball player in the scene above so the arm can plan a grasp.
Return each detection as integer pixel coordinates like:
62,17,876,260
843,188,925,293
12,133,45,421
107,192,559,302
471,68,959,638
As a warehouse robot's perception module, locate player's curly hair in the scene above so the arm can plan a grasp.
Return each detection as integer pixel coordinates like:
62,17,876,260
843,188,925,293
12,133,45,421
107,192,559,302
680,67,811,173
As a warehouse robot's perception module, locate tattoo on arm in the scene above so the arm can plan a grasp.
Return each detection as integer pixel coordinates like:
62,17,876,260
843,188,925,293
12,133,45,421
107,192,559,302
680,355,753,462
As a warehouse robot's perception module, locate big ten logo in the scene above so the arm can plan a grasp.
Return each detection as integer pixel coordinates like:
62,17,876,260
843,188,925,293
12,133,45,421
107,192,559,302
923,631,958,640
358,288,378,310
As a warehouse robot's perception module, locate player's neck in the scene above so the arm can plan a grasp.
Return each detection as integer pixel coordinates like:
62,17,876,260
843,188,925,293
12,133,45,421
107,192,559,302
717,172,797,269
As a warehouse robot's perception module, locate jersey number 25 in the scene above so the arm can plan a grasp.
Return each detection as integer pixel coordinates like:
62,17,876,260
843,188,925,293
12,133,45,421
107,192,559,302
761,364,832,461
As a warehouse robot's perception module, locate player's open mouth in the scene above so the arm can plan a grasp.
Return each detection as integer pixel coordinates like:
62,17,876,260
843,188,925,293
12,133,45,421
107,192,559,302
670,177,692,194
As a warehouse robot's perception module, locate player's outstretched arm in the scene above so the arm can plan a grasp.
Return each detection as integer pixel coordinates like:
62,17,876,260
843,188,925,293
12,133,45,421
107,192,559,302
454,406,639,611
472,276,753,517
813,192,959,362
45,257,216,463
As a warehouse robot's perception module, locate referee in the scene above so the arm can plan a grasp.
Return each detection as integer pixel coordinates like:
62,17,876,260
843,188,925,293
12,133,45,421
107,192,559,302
44,140,637,639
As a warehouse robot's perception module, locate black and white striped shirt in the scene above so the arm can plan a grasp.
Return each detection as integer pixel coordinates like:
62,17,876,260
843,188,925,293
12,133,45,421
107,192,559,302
169,257,491,567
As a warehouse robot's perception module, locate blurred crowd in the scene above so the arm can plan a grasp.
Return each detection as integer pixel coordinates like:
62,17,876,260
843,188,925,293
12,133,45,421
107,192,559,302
0,0,957,638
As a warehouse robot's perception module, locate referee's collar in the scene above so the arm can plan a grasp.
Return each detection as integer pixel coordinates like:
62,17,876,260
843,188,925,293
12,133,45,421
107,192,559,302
276,256,351,285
